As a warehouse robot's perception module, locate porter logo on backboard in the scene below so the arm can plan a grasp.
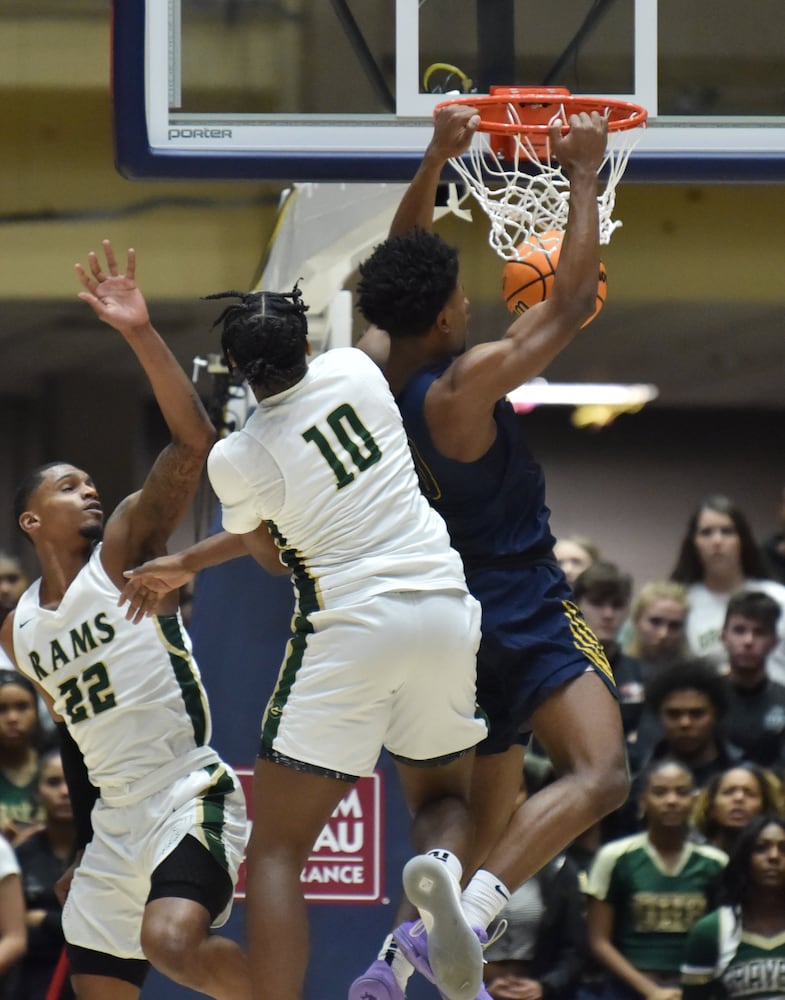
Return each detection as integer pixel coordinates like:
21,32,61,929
233,769,383,903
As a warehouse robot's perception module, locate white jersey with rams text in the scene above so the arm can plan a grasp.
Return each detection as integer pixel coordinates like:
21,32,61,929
208,347,469,612
13,546,216,803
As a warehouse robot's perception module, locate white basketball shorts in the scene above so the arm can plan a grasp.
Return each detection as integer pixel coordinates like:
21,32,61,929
63,761,248,960
260,588,487,777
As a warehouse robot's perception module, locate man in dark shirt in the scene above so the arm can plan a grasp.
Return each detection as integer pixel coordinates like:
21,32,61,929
720,590,785,770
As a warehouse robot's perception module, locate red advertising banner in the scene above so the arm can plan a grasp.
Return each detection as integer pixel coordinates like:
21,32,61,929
234,768,384,903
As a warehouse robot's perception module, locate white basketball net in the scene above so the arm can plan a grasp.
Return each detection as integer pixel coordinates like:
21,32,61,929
448,120,644,262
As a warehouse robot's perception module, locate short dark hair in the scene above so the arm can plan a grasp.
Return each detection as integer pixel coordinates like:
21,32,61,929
572,560,632,605
207,284,309,395
357,228,460,339
724,590,781,633
13,462,67,542
645,658,729,717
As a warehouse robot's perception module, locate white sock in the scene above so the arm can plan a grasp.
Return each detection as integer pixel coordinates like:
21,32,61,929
425,848,464,886
460,869,511,930
377,934,414,990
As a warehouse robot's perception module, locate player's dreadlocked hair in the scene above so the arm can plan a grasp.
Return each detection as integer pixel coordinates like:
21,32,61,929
205,283,310,395
357,227,459,338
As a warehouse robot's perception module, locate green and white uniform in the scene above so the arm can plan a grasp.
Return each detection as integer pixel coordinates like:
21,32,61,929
12,548,247,960
208,347,486,778
682,906,785,999
586,832,727,974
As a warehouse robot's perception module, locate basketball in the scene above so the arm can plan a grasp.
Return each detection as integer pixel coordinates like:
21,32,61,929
502,230,607,328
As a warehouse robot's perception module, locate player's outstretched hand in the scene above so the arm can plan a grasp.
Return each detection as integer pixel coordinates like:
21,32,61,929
119,555,196,622
549,109,608,176
429,103,481,162
75,239,151,333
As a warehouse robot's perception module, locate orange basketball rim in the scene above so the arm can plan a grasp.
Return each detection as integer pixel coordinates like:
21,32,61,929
434,86,648,261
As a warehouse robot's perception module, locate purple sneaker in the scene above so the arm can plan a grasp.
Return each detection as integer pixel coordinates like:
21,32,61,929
395,855,484,1000
393,921,490,999
348,959,406,1000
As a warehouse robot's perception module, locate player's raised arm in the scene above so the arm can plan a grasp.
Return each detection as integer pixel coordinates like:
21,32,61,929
75,240,216,579
388,104,480,238
437,111,607,407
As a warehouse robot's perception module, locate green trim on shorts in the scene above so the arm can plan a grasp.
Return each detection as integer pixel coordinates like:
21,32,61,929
196,762,235,869
261,611,313,746
156,614,208,745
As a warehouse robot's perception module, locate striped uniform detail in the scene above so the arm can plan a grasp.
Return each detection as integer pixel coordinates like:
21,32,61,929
561,599,617,685
266,519,322,617
261,521,318,748
155,614,209,746
261,612,314,747
193,762,236,869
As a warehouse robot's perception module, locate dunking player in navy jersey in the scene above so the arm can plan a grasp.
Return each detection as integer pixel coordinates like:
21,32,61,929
1,243,250,1000
350,104,630,998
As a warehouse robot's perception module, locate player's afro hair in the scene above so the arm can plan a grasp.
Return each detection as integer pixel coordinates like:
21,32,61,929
357,228,459,339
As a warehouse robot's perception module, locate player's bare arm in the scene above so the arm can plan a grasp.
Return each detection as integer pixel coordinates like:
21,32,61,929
426,113,607,457
388,104,480,237
75,241,216,587
119,526,287,621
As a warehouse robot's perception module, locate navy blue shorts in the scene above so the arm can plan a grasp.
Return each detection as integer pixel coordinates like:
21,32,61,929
470,559,618,756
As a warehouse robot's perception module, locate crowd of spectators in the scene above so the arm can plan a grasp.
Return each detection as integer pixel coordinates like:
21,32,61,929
3,490,785,999
481,491,785,999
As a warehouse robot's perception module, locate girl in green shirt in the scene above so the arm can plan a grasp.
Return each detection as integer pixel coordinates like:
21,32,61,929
682,815,785,999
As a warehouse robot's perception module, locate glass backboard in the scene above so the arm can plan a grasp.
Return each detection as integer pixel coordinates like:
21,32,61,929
113,0,785,182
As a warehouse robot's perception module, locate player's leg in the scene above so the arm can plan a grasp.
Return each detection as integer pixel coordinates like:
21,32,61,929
69,969,142,999
391,753,485,1000
141,846,250,1000
140,763,251,998
245,758,350,999
461,670,627,935
383,589,486,1000
463,743,525,877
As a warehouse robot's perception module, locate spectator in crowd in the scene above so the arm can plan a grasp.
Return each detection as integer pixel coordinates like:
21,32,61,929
0,558,54,753
12,749,76,1000
0,555,26,632
670,494,785,684
624,582,690,680
555,536,602,589
761,485,785,584
623,582,691,775
719,591,785,771
0,671,43,846
586,758,727,1000
681,814,785,999
691,764,784,856
483,765,588,1000
0,831,26,996
573,562,645,745
635,660,744,790
616,660,745,839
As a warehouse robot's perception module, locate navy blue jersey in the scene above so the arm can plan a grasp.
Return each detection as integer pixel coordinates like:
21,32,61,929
396,362,616,752
396,362,556,574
